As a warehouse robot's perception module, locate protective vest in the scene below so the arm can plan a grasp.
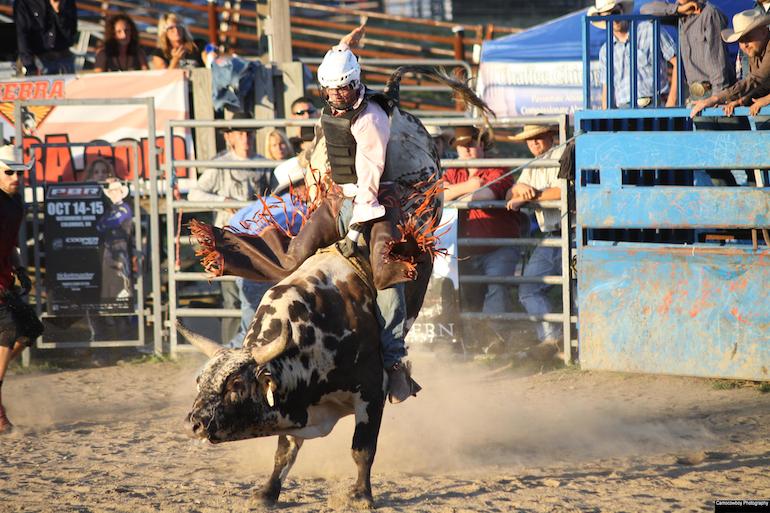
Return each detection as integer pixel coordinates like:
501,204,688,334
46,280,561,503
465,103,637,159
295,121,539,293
320,89,394,185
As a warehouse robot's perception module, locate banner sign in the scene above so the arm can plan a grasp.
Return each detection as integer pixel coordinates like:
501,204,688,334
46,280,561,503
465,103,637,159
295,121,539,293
478,61,602,116
0,70,192,182
44,182,134,315
406,208,460,346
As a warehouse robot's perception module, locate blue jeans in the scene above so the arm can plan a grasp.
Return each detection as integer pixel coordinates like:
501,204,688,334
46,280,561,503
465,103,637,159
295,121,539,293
228,278,271,348
518,242,562,342
337,198,407,368
462,247,520,338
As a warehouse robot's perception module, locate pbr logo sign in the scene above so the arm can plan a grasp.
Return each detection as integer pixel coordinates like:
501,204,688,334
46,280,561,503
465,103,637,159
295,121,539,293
44,183,135,315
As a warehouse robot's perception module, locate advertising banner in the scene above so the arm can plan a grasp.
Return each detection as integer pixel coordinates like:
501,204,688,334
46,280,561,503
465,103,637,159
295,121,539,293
0,70,193,182
44,182,135,315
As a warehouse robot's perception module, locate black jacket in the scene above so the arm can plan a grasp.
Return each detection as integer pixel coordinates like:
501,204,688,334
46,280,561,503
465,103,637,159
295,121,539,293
13,0,78,72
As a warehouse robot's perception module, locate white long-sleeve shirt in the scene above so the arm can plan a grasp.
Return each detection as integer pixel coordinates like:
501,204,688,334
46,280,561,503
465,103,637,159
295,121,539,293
331,43,390,225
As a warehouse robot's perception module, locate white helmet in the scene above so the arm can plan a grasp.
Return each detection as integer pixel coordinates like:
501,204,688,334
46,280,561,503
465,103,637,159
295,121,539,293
317,46,361,89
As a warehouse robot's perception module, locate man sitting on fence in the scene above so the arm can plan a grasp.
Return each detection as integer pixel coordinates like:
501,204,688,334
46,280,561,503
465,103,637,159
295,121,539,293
443,126,528,349
506,124,565,361
690,9,770,117
590,0,679,108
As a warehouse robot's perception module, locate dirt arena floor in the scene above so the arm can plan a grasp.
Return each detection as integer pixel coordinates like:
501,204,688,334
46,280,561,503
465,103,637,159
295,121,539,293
1,350,768,513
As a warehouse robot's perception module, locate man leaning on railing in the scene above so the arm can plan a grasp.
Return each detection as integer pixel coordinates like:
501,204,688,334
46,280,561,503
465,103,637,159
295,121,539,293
443,126,528,349
690,10,770,117
505,123,565,361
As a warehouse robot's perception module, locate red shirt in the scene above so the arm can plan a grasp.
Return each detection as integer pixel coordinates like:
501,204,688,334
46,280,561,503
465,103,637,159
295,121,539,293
0,190,23,294
444,168,524,248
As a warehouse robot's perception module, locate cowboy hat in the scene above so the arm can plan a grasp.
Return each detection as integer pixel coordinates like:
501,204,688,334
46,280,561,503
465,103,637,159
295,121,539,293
271,157,306,195
508,124,557,142
451,126,491,148
587,0,634,30
0,145,33,172
721,9,770,44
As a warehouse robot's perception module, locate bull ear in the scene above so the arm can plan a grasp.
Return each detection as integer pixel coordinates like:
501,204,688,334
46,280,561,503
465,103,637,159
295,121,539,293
257,369,278,407
176,321,225,358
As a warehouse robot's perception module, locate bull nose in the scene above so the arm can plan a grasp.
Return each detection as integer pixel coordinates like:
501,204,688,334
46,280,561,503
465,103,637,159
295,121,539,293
184,412,204,439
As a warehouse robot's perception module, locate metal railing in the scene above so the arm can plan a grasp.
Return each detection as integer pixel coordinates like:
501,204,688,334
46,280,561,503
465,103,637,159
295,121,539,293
15,98,163,356
166,114,575,362
582,13,683,109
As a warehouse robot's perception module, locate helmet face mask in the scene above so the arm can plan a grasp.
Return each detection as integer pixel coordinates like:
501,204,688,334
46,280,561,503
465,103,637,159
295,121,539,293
320,82,361,111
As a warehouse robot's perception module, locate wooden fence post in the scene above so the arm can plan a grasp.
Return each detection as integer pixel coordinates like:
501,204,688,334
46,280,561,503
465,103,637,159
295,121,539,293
207,0,218,44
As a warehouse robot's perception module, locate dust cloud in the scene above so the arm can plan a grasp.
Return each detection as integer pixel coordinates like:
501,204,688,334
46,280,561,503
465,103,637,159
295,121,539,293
224,351,716,479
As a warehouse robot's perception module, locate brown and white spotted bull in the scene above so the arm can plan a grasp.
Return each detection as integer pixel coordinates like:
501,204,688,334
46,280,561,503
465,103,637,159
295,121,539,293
180,248,432,507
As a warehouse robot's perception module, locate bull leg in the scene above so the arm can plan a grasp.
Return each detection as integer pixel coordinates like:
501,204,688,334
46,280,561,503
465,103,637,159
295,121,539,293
349,395,385,508
254,435,304,506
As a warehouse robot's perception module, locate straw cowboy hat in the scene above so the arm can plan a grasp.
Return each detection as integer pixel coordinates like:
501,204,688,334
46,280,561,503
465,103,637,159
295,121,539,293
0,144,33,172
508,124,557,142
722,9,770,44
587,0,634,30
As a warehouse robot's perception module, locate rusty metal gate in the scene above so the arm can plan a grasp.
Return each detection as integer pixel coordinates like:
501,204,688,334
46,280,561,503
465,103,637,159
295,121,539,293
575,108,770,381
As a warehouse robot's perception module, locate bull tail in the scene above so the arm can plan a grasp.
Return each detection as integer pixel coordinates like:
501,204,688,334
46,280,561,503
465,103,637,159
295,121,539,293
176,321,224,357
383,66,495,119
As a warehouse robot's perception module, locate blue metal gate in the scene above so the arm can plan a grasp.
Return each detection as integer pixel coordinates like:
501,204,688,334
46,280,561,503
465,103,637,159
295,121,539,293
575,108,770,381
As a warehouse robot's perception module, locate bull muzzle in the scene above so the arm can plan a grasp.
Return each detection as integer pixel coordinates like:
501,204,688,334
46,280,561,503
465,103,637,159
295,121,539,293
185,411,209,441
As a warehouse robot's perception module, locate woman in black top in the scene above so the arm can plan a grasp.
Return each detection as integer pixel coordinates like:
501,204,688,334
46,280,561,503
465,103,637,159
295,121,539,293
151,14,203,70
94,14,148,73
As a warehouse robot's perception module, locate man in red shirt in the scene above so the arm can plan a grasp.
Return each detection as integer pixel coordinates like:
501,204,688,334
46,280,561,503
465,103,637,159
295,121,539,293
0,145,34,433
443,127,528,344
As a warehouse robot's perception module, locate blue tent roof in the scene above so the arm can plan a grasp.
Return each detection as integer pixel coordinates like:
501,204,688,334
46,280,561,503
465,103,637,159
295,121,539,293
481,0,754,63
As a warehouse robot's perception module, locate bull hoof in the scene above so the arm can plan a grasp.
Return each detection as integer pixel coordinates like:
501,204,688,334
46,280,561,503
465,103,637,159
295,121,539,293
347,488,374,509
251,488,279,508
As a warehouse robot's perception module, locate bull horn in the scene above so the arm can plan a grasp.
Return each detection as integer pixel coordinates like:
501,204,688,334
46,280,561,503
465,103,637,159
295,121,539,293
250,320,291,365
176,321,224,358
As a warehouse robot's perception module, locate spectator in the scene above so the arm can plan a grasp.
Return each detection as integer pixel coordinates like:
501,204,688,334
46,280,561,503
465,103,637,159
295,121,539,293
187,114,270,343
0,145,38,433
737,1,770,80
14,0,78,76
225,162,307,348
151,14,203,70
94,13,148,73
589,0,679,108
289,96,320,119
505,124,566,360
691,10,770,117
84,157,115,182
443,126,527,345
263,129,293,161
641,0,734,101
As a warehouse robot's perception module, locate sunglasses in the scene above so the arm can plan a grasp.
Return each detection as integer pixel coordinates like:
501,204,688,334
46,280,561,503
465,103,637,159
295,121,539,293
293,108,317,116
3,169,23,176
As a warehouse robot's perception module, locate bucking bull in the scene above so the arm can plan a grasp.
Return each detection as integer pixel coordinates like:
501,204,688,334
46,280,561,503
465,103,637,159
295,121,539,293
180,66,493,507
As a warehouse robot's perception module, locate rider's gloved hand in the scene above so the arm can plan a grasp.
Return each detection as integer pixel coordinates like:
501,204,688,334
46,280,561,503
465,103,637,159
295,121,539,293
336,227,361,258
